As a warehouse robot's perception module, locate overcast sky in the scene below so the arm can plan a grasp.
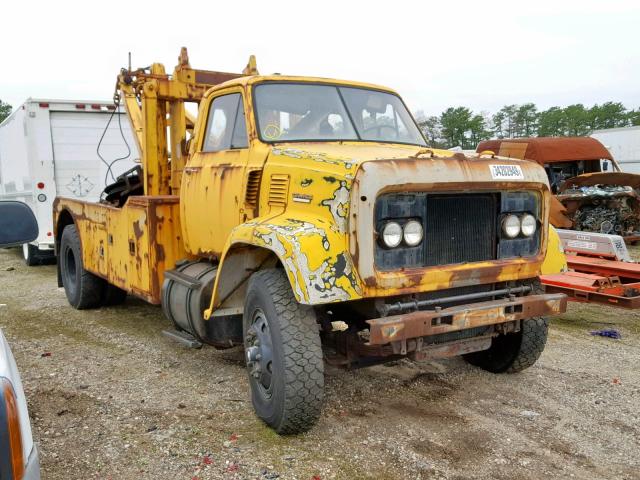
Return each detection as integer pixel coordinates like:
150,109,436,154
2,0,638,117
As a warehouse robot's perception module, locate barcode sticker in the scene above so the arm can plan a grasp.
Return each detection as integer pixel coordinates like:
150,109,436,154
490,164,524,180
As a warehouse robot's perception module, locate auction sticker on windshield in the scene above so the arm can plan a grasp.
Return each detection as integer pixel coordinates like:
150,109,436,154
489,164,524,180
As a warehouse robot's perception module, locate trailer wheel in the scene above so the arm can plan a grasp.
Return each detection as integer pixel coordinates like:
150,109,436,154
22,243,39,266
463,317,549,373
60,224,105,309
243,269,324,434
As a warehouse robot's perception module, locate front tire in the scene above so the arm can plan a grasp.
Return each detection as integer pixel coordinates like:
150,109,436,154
59,225,105,309
243,269,324,434
464,317,549,373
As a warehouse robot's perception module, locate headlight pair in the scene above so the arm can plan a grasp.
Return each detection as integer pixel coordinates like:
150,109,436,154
381,220,423,248
501,213,537,239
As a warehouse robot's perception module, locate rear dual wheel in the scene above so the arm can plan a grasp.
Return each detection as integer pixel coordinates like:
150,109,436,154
59,225,127,309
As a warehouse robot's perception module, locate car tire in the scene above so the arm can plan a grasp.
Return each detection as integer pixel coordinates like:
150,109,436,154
22,243,39,266
243,268,324,434
59,224,105,309
463,317,549,373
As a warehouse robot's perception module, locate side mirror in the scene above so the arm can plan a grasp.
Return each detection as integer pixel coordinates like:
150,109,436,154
602,161,609,171
0,201,38,247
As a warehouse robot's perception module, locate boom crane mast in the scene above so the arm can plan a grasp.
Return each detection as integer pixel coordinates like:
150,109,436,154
115,47,258,195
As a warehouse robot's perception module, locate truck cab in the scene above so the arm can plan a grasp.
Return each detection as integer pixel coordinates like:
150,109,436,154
54,51,566,434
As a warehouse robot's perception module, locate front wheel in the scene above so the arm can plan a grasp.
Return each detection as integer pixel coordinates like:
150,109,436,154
243,269,324,434
463,317,549,373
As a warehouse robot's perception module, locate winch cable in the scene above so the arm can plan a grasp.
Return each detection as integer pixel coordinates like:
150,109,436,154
96,95,132,188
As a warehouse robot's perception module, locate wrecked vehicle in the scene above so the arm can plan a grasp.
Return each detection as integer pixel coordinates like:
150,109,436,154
53,49,566,434
477,137,640,241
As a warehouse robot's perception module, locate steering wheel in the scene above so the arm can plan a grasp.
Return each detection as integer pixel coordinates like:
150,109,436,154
363,124,398,138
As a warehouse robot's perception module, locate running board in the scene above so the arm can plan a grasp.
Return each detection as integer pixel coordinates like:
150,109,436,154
162,329,203,349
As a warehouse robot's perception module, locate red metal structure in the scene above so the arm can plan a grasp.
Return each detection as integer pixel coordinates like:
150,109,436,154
540,230,640,308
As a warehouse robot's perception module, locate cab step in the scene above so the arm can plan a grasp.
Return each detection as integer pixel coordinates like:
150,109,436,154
162,329,203,349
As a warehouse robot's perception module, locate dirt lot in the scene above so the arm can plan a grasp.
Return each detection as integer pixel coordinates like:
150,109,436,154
0,248,638,480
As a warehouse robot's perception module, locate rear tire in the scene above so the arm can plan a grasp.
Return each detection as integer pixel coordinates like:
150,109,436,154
243,269,324,434
463,317,549,373
59,225,105,309
22,243,39,266
102,284,128,306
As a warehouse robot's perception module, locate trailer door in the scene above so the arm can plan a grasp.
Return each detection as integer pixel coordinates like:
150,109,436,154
50,111,137,202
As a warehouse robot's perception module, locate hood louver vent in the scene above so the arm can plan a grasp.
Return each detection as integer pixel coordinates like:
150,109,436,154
245,170,262,207
268,174,290,206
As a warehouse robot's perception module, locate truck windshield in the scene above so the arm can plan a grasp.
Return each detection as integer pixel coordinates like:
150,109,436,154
254,83,427,146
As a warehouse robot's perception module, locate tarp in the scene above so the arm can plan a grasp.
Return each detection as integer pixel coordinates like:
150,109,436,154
476,137,613,164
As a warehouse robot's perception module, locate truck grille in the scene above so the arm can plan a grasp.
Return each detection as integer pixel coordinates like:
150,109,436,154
374,192,498,270
424,194,497,266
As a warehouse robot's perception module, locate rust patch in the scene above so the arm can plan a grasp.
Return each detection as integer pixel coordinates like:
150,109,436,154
367,293,567,345
132,220,143,240
363,276,377,287
156,244,166,262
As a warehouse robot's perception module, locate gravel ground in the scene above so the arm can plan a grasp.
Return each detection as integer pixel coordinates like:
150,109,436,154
0,247,639,480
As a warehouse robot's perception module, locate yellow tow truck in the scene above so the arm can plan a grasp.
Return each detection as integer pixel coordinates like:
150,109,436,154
54,49,566,433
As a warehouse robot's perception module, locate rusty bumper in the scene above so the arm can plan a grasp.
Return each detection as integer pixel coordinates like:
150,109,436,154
366,293,567,346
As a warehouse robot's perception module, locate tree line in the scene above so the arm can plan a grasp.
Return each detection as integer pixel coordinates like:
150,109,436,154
417,102,640,150
0,100,11,124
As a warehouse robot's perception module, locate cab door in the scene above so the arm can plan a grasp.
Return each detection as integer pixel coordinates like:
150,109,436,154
181,90,250,257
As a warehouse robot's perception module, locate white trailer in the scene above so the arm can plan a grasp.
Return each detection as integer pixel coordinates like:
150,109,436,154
0,99,139,264
591,126,640,174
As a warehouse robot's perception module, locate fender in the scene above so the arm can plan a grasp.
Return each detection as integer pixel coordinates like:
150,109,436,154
204,214,363,319
541,225,568,275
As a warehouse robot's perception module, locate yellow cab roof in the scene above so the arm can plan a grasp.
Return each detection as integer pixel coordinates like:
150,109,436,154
200,74,457,159
206,75,400,96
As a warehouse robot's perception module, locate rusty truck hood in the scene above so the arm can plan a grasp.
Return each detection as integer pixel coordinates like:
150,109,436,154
267,142,552,181
270,142,458,168
558,172,640,192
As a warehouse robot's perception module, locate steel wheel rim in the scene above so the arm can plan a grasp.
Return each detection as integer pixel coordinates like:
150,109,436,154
245,308,275,398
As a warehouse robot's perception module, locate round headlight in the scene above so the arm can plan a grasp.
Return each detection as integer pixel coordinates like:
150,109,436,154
403,220,423,247
521,214,537,237
382,222,402,248
502,214,521,239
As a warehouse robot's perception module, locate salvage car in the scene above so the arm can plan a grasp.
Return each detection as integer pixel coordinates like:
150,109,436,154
0,201,41,479
477,137,640,241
